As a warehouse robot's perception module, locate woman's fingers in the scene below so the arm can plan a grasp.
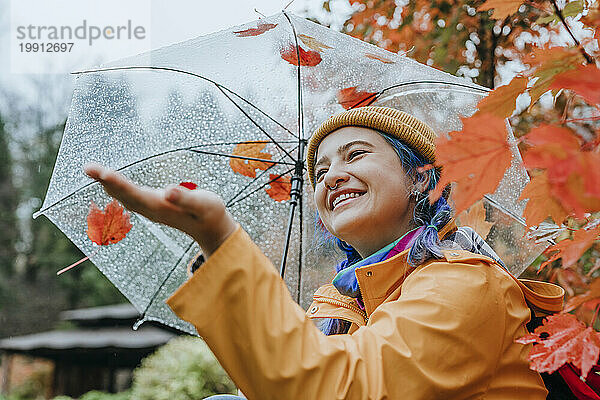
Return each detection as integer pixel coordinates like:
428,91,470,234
84,163,180,221
83,163,237,256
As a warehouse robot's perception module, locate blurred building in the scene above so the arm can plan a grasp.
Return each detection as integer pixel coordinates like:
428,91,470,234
0,303,177,398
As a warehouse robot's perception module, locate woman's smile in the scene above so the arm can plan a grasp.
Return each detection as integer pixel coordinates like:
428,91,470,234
329,190,366,210
313,126,415,257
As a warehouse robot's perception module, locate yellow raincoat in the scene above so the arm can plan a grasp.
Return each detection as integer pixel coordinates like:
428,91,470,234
167,222,564,400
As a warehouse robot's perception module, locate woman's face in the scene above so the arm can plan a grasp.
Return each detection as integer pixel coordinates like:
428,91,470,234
313,127,415,257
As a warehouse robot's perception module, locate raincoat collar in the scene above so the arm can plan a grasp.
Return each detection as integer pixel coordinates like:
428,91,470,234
332,225,424,298
337,220,458,317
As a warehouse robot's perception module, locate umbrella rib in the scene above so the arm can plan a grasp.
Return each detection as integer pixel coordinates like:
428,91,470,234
189,149,295,166
35,143,286,216
194,140,298,147
139,241,196,319
282,11,304,141
225,146,298,207
71,65,298,138
214,85,297,163
367,80,490,107
216,86,298,139
227,167,295,209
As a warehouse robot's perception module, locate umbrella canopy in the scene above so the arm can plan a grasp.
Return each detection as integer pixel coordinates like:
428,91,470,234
35,12,545,335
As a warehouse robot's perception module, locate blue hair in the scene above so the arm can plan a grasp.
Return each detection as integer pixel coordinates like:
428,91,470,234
319,132,452,335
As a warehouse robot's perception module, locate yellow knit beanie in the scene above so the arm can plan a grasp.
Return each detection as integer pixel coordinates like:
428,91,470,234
306,106,436,187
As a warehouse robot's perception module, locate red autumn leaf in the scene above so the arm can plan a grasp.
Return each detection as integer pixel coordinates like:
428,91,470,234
229,141,275,178
233,22,277,37
458,200,494,240
337,87,377,109
179,182,198,190
265,174,291,202
541,225,600,270
549,64,600,105
365,53,395,64
523,47,583,107
565,278,600,313
477,76,528,118
430,113,512,216
477,0,523,19
519,172,570,227
280,45,322,67
87,199,133,246
516,313,600,380
522,125,600,219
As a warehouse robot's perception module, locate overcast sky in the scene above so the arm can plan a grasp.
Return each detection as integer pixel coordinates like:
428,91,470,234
0,0,352,118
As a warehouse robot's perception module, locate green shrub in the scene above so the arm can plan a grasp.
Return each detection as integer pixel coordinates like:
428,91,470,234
50,390,131,400
130,336,235,400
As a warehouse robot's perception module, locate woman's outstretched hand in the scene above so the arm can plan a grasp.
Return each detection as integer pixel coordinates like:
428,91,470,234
84,163,238,258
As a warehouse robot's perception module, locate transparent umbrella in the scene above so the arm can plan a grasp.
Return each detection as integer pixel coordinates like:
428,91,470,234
34,12,546,335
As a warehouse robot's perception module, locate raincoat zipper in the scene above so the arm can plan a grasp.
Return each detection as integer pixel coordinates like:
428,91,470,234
313,296,368,325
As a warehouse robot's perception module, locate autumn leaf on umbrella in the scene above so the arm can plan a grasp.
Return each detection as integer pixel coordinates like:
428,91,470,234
229,141,275,178
519,172,570,227
365,53,396,64
516,313,600,380
458,200,494,240
179,182,198,190
337,87,377,110
266,174,291,202
233,22,277,37
430,113,512,216
298,34,331,52
57,199,133,275
280,45,322,67
87,200,133,245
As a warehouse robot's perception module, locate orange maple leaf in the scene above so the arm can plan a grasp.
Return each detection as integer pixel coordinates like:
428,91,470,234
565,278,600,313
229,141,275,178
541,225,600,271
298,34,332,52
365,53,396,64
549,64,600,105
519,171,570,227
457,200,495,239
523,47,583,107
337,87,377,110
516,313,600,380
87,199,133,246
265,174,291,202
430,113,512,216
477,0,523,20
233,23,277,37
280,45,322,67
477,76,528,118
522,125,600,219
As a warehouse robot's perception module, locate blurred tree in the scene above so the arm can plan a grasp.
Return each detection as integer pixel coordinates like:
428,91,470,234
0,83,126,337
324,0,555,89
0,115,17,276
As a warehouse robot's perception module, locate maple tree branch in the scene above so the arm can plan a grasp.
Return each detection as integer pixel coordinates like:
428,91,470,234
564,116,600,123
549,0,594,64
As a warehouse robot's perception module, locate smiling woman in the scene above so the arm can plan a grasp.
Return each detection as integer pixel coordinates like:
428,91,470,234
85,106,564,400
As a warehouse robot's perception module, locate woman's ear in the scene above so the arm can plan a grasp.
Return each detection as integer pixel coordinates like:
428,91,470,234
415,171,431,194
